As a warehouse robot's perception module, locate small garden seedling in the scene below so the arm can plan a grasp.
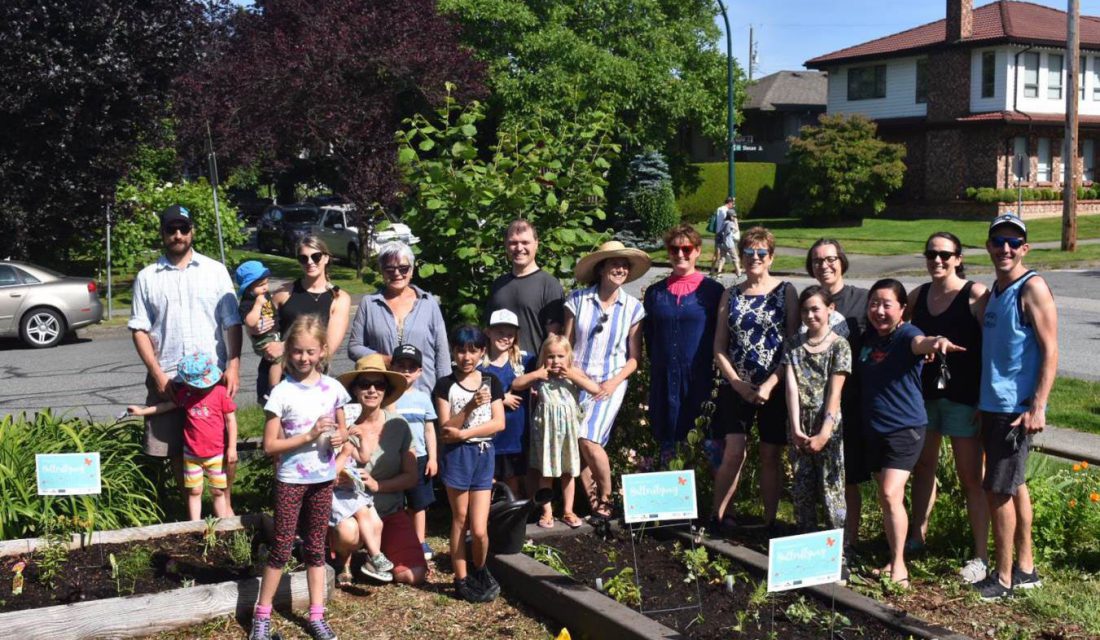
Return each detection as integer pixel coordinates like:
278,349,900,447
522,542,572,577
227,529,253,566
602,567,641,608
201,515,219,559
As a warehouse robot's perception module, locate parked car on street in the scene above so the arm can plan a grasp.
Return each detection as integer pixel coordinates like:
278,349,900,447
0,261,103,348
315,204,419,265
256,204,321,255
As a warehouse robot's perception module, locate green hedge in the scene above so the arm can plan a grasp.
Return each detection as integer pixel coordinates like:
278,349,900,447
964,186,1100,203
677,162,790,223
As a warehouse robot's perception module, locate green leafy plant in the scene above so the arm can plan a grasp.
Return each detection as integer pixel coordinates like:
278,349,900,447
748,579,769,608
602,567,642,608
109,546,153,595
522,542,572,577
676,543,710,582
201,515,220,559
1028,458,1100,568
34,517,73,591
785,596,817,625
227,530,254,567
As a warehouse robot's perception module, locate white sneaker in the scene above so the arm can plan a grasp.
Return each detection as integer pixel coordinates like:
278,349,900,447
959,557,988,584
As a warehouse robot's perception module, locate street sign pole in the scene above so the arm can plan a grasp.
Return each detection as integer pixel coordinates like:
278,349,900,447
717,0,736,200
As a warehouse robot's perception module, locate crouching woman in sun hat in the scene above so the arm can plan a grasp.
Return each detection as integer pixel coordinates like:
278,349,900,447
330,354,428,586
565,240,651,518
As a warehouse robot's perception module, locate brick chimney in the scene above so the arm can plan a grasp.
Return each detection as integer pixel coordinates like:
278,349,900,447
946,0,974,42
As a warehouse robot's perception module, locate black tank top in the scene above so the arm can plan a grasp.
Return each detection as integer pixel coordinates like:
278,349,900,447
278,279,338,331
911,281,982,404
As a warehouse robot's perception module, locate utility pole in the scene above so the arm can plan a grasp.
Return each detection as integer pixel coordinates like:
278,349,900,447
717,0,736,200
205,121,228,264
749,27,754,80
1064,0,1079,251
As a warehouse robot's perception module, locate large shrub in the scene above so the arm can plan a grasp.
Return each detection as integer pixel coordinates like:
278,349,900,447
676,162,791,223
786,113,906,222
620,151,679,238
0,412,164,540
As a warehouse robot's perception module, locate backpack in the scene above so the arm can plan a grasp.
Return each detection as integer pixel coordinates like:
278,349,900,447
706,208,721,233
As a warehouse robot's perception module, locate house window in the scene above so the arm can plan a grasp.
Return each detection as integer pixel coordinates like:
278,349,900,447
847,64,886,100
1013,136,1028,181
1023,52,1040,98
1085,139,1096,182
1048,54,1064,100
916,58,928,103
1094,56,1100,100
1037,137,1052,182
1081,56,1087,100
981,51,996,98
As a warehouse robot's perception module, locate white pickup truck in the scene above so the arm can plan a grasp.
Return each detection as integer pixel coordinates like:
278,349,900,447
314,204,419,266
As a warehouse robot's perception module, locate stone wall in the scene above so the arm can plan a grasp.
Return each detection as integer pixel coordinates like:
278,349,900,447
885,199,1100,220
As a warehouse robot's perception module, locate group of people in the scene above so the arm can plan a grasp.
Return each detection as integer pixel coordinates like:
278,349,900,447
127,202,1057,640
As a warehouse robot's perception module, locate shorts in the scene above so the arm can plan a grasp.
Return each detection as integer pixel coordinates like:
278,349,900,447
143,374,184,458
494,452,527,480
381,511,429,576
712,383,788,445
841,393,870,484
926,398,979,438
329,486,374,527
251,331,283,361
981,412,1031,496
182,448,227,490
441,441,495,491
866,426,926,473
404,455,436,512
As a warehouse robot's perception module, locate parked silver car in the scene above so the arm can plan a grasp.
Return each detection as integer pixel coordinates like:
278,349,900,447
0,261,103,348
315,204,419,265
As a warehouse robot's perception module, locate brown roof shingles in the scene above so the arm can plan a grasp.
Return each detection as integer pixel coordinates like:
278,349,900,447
807,1,1100,68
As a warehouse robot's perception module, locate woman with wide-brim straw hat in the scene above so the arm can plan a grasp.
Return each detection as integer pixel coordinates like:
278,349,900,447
330,354,428,586
564,240,651,519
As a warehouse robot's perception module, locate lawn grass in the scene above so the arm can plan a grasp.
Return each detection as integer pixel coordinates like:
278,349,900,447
1049,376,1100,435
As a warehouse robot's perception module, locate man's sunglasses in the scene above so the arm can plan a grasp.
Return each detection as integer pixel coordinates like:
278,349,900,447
163,224,192,235
356,378,389,391
989,236,1025,250
923,250,956,262
742,248,769,259
382,264,412,276
592,313,610,335
297,252,325,265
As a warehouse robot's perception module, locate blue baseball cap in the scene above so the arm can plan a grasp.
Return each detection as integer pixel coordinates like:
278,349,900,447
177,353,222,389
235,260,271,297
989,213,1027,240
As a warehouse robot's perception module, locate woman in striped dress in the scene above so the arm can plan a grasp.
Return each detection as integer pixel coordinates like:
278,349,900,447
564,241,651,519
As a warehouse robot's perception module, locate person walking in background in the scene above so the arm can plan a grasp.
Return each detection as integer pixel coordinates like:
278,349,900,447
805,239,869,556
565,241,650,519
348,241,450,394
486,219,564,358
643,224,724,456
129,204,242,502
710,226,798,534
782,286,850,536
973,214,1057,601
708,196,736,269
859,279,964,590
712,205,741,277
905,231,990,584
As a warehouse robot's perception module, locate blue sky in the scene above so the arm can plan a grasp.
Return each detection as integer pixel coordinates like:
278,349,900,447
718,0,1070,78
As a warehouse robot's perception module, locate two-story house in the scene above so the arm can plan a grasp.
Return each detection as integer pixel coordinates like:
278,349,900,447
806,0,1100,216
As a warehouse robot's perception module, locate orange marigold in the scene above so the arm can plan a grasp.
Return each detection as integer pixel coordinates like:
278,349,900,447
1091,492,1100,503
1083,461,1090,470
1074,464,1083,472
1069,499,1078,508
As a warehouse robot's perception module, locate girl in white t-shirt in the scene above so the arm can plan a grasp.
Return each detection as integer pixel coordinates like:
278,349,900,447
250,315,350,640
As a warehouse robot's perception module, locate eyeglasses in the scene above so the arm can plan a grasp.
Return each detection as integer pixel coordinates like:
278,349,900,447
592,313,610,335
989,236,1025,250
667,245,696,256
923,250,956,262
297,251,325,265
811,256,840,267
163,224,192,236
356,378,389,391
382,264,412,276
742,248,769,259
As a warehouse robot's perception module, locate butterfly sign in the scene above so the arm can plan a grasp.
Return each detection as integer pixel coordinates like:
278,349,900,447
35,452,102,496
767,528,844,592
621,470,698,524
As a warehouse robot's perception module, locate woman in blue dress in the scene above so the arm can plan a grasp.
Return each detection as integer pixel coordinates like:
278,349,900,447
643,224,725,457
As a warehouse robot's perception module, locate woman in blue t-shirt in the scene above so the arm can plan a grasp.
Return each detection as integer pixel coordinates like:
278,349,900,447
858,278,963,589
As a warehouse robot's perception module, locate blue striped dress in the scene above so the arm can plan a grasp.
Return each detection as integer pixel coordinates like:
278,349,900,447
565,286,646,446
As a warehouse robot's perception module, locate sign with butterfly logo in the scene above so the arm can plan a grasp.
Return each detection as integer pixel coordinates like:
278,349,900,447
35,452,102,496
767,528,844,592
621,470,698,524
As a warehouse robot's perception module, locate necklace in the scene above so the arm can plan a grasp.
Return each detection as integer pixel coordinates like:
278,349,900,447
805,328,833,347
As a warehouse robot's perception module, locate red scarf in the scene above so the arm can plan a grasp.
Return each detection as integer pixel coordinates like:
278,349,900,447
667,272,704,303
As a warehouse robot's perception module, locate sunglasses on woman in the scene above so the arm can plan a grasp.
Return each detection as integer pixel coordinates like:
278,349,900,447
382,264,412,276
356,379,389,391
297,251,325,265
742,248,769,259
923,250,956,262
667,244,696,256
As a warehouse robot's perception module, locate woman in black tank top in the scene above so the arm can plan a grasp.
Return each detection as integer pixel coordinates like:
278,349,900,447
255,235,351,401
904,231,990,582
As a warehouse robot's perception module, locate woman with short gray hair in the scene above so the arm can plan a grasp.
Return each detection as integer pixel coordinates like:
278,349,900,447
348,241,450,394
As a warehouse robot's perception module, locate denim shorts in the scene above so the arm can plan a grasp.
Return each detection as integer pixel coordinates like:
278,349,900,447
926,398,979,438
441,441,495,491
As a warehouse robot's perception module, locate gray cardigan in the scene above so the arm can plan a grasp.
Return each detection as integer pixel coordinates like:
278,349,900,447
347,285,451,394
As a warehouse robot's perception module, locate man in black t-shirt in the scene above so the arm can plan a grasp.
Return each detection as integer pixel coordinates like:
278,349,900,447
486,220,564,357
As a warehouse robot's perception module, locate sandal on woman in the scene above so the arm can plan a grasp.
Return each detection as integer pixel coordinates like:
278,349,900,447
592,500,614,520
537,515,556,529
336,569,353,587
562,513,584,529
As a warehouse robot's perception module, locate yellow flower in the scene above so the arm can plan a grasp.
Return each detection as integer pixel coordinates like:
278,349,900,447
1074,464,1082,472
1090,492,1100,503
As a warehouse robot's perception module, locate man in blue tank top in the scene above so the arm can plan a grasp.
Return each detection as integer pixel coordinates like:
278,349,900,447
973,213,1058,601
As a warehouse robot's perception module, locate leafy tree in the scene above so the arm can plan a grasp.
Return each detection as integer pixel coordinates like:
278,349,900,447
786,114,906,222
397,89,620,323
175,0,485,271
438,0,743,187
0,0,212,262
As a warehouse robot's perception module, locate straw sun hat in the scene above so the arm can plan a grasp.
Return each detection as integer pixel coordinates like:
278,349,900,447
573,240,652,285
337,354,409,406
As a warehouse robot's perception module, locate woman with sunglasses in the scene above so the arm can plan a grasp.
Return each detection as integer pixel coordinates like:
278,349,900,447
255,235,351,401
564,241,651,519
643,224,725,457
904,231,990,583
348,241,450,395
711,226,798,534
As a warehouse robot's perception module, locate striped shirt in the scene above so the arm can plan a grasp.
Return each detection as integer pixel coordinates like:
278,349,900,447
566,286,645,381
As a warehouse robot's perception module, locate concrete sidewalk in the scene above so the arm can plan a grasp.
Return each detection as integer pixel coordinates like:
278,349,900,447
1034,425,1100,465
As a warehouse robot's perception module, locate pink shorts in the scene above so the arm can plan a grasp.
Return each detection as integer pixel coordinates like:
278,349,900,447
381,511,428,576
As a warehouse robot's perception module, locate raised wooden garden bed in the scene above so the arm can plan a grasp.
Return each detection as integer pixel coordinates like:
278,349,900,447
0,515,332,639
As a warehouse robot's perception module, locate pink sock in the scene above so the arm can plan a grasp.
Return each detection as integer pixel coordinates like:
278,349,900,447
254,604,272,620
309,605,325,622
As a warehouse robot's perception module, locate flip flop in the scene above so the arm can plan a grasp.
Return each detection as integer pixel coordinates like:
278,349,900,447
537,516,555,529
561,513,584,529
